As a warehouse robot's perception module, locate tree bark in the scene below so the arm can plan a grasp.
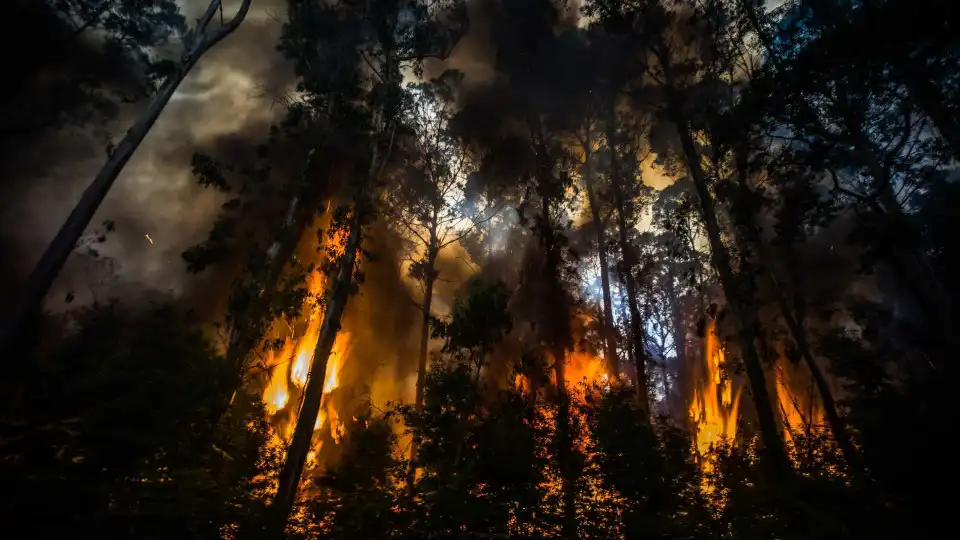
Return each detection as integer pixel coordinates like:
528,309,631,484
264,202,363,538
669,103,790,473
0,0,254,358
606,118,651,416
582,136,619,377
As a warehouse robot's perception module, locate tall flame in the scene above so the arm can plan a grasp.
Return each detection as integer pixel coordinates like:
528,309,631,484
689,320,742,461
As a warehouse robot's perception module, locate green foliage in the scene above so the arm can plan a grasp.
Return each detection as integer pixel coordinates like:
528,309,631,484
433,279,513,372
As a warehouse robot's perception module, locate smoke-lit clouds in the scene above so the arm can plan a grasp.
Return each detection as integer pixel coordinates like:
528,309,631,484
0,0,294,311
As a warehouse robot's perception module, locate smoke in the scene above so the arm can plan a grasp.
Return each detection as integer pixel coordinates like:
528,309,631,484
0,0,295,311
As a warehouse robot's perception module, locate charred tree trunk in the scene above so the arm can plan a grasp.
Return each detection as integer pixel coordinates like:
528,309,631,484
0,0,254,358
264,201,363,538
606,118,651,416
669,102,790,473
582,137,619,377
529,124,577,539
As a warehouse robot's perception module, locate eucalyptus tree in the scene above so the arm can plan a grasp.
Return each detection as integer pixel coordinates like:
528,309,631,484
386,75,499,416
263,1,467,534
585,0,791,471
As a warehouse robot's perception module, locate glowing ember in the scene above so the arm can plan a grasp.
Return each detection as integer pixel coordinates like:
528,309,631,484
689,320,741,464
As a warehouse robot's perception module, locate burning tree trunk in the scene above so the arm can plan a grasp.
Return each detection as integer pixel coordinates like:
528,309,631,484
0,0,253,357
606,116,651,417
581,132,620,377
264,200,364,537
210,147,329,433
669,102,790,473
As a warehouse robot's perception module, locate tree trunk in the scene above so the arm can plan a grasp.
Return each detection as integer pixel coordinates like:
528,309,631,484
606,119,651,416
556,389,578,540
264,202,363,538
669,103,790,473
414,225,439,413
582,138,619,377
409,227,438,488
0,0,253,358
414,272,436,410
620,285,635,375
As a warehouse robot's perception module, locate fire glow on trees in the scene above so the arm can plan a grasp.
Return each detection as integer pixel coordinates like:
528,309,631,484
260,220,353,459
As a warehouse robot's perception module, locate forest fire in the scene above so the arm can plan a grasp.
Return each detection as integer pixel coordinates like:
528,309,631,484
564,349,607,391
258,217,355,459
689,320,742,470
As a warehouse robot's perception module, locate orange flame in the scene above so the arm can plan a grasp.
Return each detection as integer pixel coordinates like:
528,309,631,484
689,320,741,464
564,349,607,391
259,218,353,458
775,363,824,443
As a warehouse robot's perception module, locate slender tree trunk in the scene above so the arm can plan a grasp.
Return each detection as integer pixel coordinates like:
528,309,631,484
0,0,253,358
264,202,363,538
582,138,619,377
409,224,438,488
556,387,578,540
414,227,439,413
606,119,651,416
778,292,862,469
620,285,635,374
669,103,790,473
414,272,436,409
